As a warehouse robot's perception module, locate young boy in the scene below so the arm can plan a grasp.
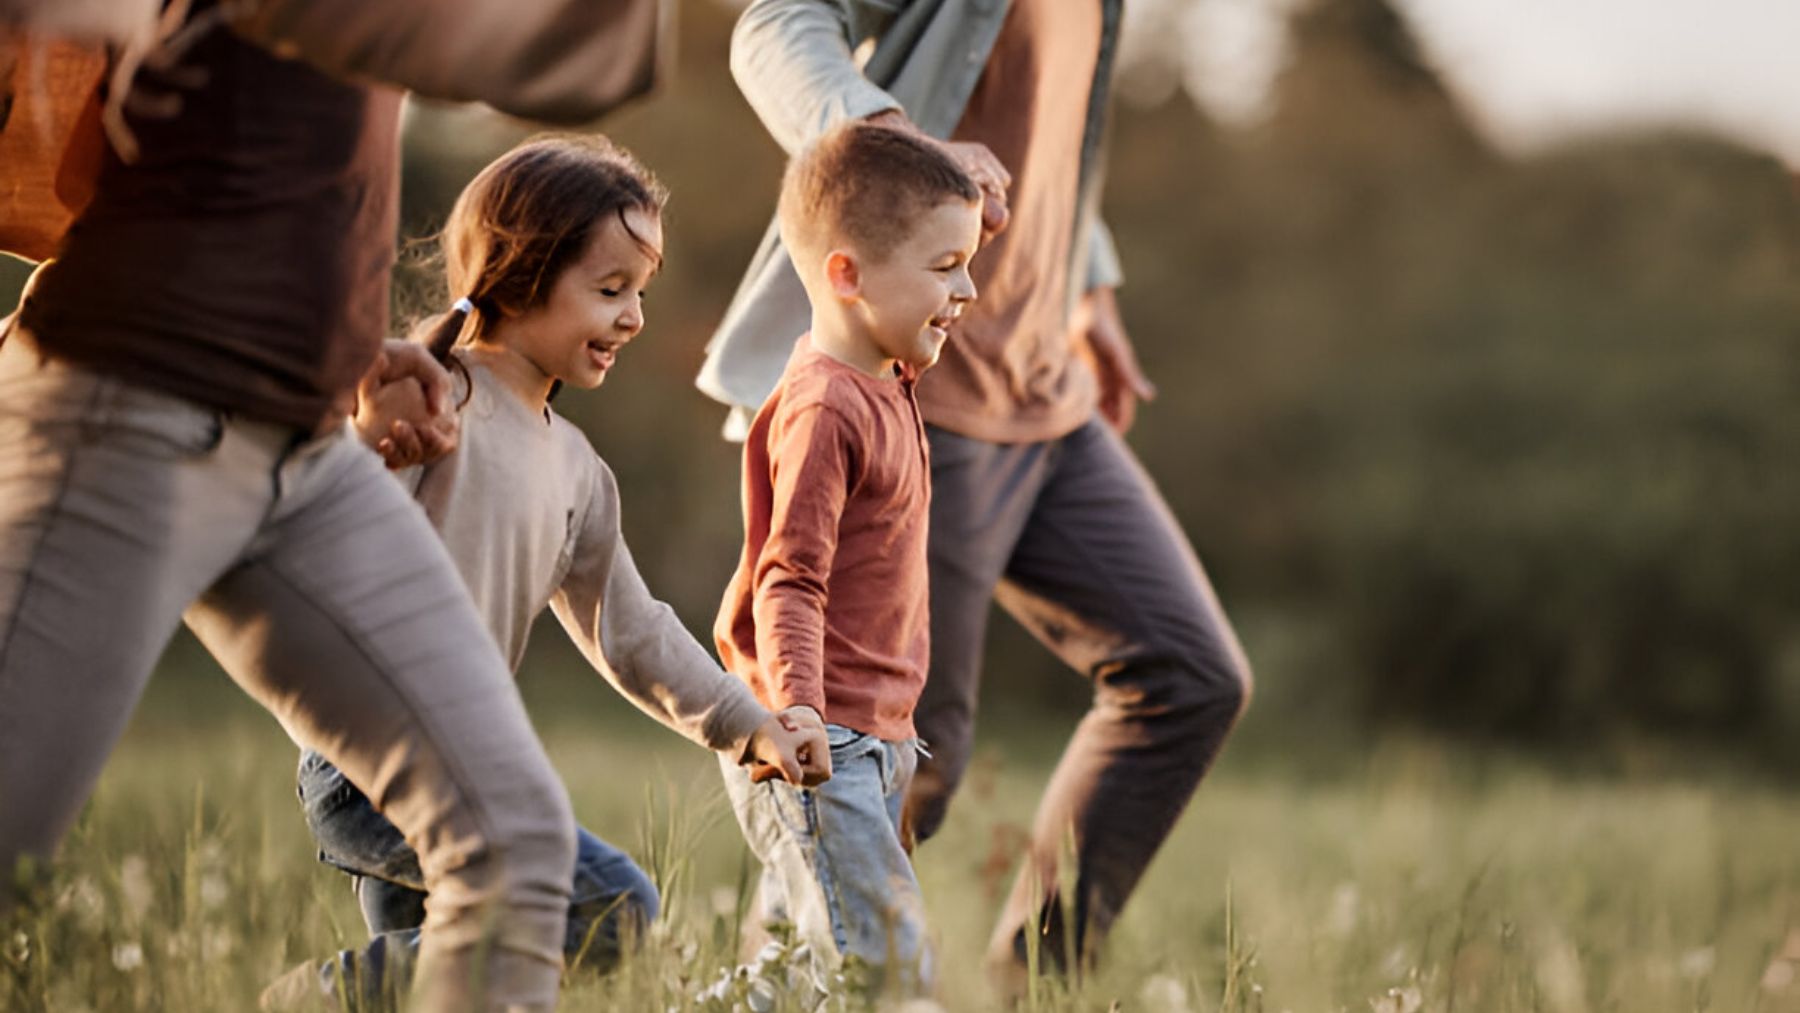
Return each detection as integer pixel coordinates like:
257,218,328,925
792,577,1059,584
714,121,983,993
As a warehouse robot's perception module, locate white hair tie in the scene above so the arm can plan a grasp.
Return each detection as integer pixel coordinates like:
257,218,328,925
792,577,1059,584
452,297,475,315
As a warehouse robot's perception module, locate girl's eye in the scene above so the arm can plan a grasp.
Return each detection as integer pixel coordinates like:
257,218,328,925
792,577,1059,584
599,288,621,298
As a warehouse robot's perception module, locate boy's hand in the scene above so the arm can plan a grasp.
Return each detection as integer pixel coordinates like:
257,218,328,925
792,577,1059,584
745,706,832,787
354,341,460,468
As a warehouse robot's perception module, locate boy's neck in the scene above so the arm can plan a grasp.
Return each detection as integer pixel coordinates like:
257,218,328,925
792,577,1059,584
464,341,556,411
808,317,896,380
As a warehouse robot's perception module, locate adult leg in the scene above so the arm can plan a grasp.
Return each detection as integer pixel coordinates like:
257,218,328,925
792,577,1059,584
904,426,1049,845
0,335,262,892
988,419,1252,972
186,432,575,1013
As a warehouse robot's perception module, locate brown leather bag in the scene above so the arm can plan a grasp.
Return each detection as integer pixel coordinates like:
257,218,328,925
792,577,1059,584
0,34,106,262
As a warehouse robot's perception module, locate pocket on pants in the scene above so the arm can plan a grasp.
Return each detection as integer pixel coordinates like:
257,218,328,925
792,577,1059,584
87,379,225,460
825,723,875,759
761,780,818,839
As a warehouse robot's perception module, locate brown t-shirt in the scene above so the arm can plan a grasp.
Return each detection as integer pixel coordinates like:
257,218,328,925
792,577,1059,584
715,336,931,741
916,0,1102,443
19,3,402,431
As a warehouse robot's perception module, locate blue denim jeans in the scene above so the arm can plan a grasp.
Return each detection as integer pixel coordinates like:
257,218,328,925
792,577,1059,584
297,749,656,999
720,724,930,993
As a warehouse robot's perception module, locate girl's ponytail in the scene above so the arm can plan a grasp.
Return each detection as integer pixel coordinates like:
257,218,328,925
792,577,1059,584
425,297,477,363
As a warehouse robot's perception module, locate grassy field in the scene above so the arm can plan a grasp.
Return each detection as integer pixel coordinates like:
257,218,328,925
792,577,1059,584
6,648,1800,1013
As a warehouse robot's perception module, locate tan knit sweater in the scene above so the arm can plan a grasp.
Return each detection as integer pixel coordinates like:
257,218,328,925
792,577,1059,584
400,356,771,755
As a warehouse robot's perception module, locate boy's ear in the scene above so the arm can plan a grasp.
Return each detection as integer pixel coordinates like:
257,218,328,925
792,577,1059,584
824,249,861,300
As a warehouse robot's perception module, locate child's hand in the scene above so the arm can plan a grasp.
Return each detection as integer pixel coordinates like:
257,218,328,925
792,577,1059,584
354,341,459,469
745,706,831,787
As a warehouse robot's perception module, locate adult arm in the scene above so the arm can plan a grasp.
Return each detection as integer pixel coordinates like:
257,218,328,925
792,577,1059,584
231,0,665,123
729,0,903,155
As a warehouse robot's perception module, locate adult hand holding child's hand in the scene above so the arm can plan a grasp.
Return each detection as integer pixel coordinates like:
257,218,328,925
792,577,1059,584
746,706,832,787
354,340,462,469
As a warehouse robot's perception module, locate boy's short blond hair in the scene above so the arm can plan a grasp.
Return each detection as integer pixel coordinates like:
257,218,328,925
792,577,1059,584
778,121,981,265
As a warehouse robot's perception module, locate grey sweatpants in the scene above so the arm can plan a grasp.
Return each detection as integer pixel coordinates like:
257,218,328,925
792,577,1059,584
0,328,575,1012
910,418,1252,972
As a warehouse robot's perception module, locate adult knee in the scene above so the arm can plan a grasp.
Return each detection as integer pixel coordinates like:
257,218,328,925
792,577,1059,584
1112,638,1253,730
454,766,579,926
1176,646,1253,725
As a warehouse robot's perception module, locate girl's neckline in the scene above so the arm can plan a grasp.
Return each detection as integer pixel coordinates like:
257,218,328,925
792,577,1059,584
460,351,554,427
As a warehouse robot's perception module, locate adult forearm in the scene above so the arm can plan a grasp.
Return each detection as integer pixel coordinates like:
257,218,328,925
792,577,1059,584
232,0,663,123
729,0,900,154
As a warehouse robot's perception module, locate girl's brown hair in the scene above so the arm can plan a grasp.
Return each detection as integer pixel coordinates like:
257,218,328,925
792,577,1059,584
418,134,667,364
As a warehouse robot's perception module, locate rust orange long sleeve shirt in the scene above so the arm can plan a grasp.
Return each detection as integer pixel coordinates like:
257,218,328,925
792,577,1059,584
715,336,931,741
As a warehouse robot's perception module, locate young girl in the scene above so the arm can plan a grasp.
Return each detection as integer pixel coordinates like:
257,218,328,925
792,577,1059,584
276,135,830,1005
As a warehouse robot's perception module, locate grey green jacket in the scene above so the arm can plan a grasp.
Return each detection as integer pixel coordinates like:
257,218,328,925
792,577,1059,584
696,0,1126,434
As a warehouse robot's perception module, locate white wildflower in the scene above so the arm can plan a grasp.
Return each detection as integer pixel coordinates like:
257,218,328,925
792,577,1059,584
111,941,144,972
1679,946,1715,981
711,886,739,918
1369,985,1423,1013
57,875,106,931
1138,972,1194,1013
119,854,153,923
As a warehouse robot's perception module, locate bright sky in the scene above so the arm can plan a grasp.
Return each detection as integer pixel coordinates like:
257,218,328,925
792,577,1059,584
1122,0,1800,166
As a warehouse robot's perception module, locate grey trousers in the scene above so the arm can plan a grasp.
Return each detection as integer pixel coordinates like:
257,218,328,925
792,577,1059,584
910,418,1252,972
0,328,575,1012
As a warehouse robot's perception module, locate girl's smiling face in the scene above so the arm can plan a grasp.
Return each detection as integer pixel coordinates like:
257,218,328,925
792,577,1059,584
496,205,664,392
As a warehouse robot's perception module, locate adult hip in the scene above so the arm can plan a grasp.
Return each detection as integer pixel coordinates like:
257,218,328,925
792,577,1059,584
0,328,576,1011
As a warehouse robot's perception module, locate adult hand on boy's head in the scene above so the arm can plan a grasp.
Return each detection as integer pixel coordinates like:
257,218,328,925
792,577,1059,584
864,109,1011,240
745,706,832,787
943,138,1011,240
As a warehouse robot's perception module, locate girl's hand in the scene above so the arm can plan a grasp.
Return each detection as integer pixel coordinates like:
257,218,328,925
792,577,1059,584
354,341,460,468
745,706,832,787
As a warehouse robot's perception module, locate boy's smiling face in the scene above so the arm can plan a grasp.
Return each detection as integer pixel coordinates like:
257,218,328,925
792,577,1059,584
842,196,982,373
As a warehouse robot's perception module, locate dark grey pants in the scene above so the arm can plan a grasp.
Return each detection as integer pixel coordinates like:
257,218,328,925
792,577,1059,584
908,418,1252,972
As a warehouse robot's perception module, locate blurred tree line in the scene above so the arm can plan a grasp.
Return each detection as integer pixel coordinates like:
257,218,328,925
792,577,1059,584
7,0,1799,769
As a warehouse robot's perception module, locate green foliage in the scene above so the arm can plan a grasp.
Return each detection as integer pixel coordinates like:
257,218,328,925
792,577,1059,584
11,676,1800,1012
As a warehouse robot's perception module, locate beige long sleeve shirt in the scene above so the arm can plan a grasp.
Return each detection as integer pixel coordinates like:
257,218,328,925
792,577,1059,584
404,357,771,756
